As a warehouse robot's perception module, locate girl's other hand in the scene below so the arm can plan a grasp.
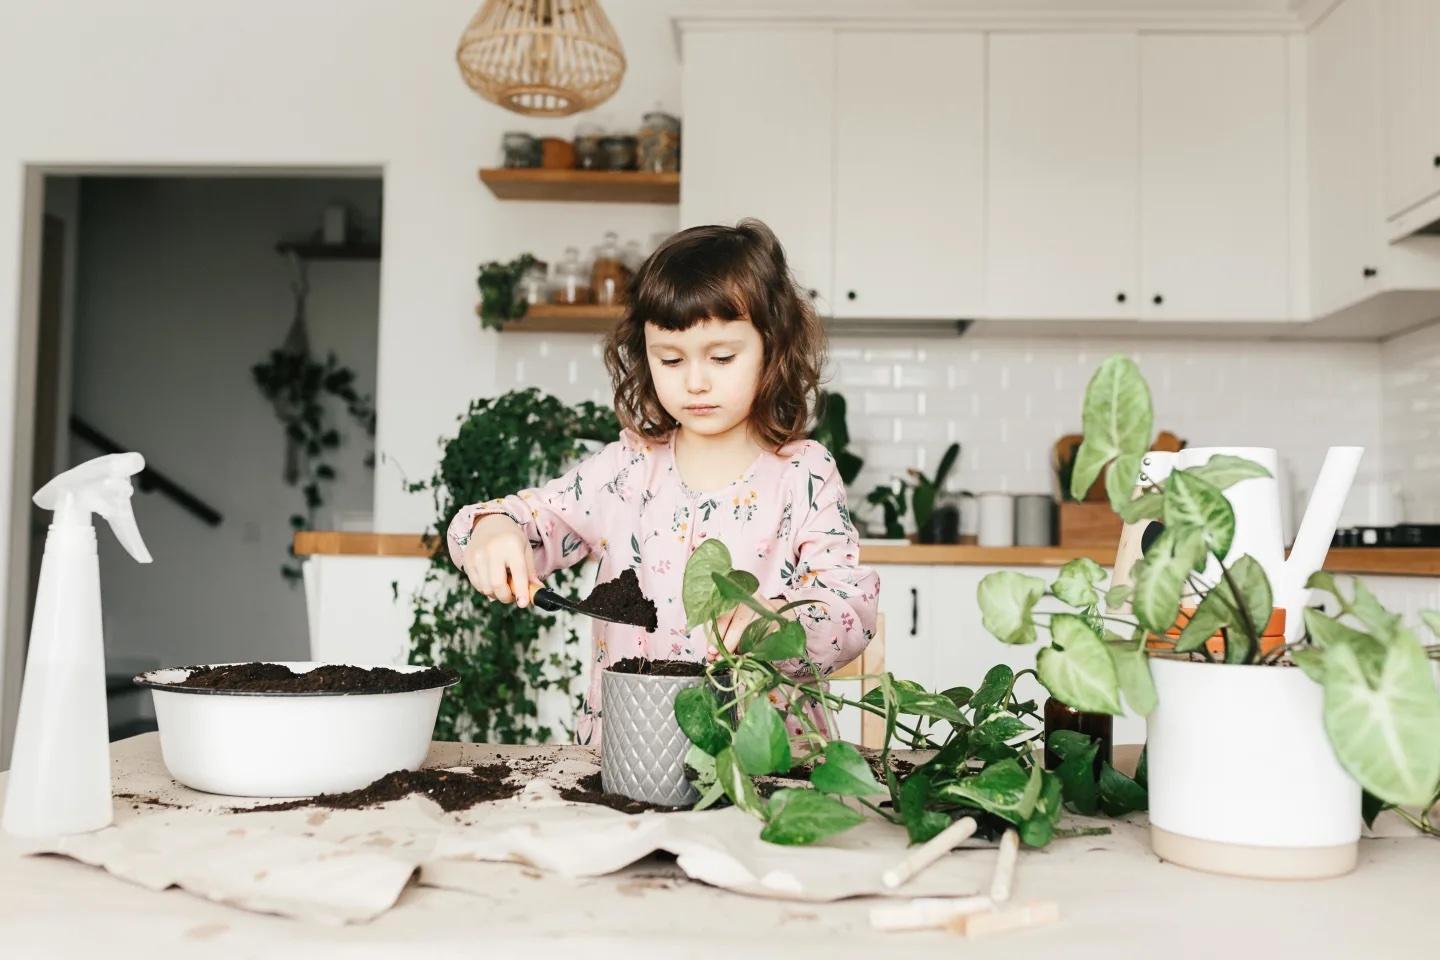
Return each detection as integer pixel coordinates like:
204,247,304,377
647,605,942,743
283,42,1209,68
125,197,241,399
463,514,540,608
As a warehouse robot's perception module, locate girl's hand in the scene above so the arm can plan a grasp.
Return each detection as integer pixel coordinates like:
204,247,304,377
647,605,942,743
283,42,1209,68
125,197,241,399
708,597,785,661
462,514,539,608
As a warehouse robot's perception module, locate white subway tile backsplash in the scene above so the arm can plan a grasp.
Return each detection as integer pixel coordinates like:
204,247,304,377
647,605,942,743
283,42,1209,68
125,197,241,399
494,328,1395,527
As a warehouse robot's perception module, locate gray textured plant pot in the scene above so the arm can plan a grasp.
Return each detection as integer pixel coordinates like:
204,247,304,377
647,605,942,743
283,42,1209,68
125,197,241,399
600,668,705,807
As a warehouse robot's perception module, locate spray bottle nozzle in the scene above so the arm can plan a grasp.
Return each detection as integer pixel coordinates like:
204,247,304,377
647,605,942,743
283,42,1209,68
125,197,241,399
33,453,153,563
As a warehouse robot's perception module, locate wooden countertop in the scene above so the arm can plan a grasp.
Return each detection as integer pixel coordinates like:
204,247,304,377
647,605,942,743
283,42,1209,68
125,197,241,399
292,531,1440,577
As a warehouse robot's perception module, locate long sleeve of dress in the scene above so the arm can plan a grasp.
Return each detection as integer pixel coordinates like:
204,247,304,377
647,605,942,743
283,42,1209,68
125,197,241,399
446,439,628,579
776,456,880,677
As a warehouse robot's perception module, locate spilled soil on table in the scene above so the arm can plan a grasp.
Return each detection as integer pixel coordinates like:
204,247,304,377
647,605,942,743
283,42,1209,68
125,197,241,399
241,764,520,813
557,771,684,814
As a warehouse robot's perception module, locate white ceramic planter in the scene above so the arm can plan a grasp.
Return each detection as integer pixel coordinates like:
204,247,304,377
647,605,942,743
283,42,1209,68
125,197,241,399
135,662,455,797
1146,657,1360,879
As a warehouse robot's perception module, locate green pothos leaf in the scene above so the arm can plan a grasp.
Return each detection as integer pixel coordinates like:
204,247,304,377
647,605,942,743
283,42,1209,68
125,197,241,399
760,789,865,846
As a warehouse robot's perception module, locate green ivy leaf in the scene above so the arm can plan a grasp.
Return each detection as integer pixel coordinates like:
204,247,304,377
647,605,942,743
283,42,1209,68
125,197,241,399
760,789,865,846
1037,614,1123,715
1106,638,1157,715
898,771,952,844
969,664,1015,717
1070,355,1154,500
1164,470,1235,562
735,618,773,655
1052,558,1107,610
674,685,730,755
715,746,765,817
712,570,770,626
1104,583,1134,612
684,539,732,629
1361,790,1392,829
684,744,725,811
1098,762,1148,816
1046,729,1093,761
810,742,886,797
1319,632,1440,806
1182,454,1272,490
748,620,807,662
1021,771,1065,847
1105,453,1143,516
970,714,1032,750
1117,490,1164,525
978,572,1047,645
1053,736,1100,815
941,686,974,709
1132,528,1203,634
938,758,1043,823
1303,608,1386,686
733,701,792,776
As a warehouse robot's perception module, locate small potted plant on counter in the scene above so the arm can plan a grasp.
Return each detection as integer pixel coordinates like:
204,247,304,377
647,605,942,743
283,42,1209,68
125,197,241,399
669,539,1146,846
976,355,1440,878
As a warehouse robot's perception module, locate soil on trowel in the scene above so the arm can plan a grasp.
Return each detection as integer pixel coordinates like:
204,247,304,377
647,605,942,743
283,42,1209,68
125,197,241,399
607,657,705,678
171,662,457,694
242,763,520,814
576,568,658,631
557,771,684,815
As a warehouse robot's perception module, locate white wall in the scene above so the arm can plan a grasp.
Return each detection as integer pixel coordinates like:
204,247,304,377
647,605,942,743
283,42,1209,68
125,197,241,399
66,176,381,685
0,0,690,757
1381,322,1440,521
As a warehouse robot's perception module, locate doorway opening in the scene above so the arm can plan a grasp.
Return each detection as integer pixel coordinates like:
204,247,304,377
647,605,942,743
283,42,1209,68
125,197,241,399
11,171,383,756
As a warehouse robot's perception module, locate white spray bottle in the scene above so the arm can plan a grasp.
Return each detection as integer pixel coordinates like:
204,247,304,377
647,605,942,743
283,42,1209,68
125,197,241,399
2,453,151,837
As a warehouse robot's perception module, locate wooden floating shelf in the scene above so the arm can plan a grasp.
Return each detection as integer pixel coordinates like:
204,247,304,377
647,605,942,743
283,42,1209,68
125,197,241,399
476,302,622,333
478,168,680,204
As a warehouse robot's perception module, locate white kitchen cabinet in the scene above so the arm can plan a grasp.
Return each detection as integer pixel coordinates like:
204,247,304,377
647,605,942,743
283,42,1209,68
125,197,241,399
680,29,835,313
1380,0,1440,223
1139,35,1291,321
875,564,935,684
985,33,1140,320
831,32,985,319
1309,0,1387,316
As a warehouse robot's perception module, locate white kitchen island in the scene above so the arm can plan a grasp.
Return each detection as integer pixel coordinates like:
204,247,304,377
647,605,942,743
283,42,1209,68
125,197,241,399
1,734,1437,959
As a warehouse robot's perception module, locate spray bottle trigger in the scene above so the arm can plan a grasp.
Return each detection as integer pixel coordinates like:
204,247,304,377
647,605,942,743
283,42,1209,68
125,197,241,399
99,490,152,564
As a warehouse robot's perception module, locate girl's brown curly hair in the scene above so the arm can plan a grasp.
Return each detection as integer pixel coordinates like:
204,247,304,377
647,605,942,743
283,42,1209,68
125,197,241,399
603,219,825,451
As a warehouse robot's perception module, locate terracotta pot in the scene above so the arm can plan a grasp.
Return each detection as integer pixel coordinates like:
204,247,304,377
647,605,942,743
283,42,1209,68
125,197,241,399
1147,607,1287,658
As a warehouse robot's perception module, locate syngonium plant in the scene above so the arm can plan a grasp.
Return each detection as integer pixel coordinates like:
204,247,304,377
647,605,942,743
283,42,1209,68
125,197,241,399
673,539,1146,848
975,354,1440,830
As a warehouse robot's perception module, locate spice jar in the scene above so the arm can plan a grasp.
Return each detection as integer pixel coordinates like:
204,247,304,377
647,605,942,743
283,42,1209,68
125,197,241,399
638,111,681,172
517,260,549,308
550,247,593,305
599,134,638,171
591,232,631,307
573,123,604,171
1043,697,1113,776
501,132,540,168
540,136,575,170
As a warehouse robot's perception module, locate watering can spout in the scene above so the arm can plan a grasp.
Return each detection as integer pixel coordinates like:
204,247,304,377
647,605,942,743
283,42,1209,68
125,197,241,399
1283,446,1364,640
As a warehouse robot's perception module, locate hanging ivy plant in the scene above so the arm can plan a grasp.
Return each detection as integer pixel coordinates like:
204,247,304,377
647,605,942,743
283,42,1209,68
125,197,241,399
476,253,538,331
252,349,375,582
404,388,619,743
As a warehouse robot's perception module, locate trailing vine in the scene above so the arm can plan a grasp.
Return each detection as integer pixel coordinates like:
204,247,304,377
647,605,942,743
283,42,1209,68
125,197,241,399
405,389,619,743
252,351,374,583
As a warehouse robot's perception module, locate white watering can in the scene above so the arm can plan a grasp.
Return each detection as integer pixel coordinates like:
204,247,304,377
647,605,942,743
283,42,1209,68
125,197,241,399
1113,446,1364,643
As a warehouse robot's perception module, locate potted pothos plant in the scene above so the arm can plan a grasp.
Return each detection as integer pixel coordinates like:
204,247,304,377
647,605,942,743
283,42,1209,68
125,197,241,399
669,539,1145,847
975,354,1440,878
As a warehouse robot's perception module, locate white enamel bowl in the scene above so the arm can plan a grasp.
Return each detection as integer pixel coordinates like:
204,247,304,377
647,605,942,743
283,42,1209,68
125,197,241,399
134,662,457,797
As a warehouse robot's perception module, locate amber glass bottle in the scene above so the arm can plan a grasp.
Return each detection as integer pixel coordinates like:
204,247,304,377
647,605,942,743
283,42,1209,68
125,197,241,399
1043,697,1113,777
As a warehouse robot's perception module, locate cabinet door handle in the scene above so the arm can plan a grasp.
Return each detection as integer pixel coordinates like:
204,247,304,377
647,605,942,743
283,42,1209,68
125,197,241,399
1433,155,1440,168
1152,294,1164,305
1363,266,1378,278
910,587,919,636
846,290,857,301
1116,292,1127,304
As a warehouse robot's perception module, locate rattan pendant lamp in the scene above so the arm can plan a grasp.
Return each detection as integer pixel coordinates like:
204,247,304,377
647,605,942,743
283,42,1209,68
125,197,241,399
456,0,626,117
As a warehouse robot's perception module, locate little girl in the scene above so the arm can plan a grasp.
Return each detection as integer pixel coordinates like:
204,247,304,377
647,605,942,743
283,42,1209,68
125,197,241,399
447,219,879,744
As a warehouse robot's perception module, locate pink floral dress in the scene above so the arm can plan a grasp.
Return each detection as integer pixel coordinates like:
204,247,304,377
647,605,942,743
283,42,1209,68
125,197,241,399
447,429,880,745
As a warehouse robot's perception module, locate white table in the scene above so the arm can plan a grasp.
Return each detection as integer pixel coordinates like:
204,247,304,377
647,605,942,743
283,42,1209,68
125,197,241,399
1,734,1437,959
